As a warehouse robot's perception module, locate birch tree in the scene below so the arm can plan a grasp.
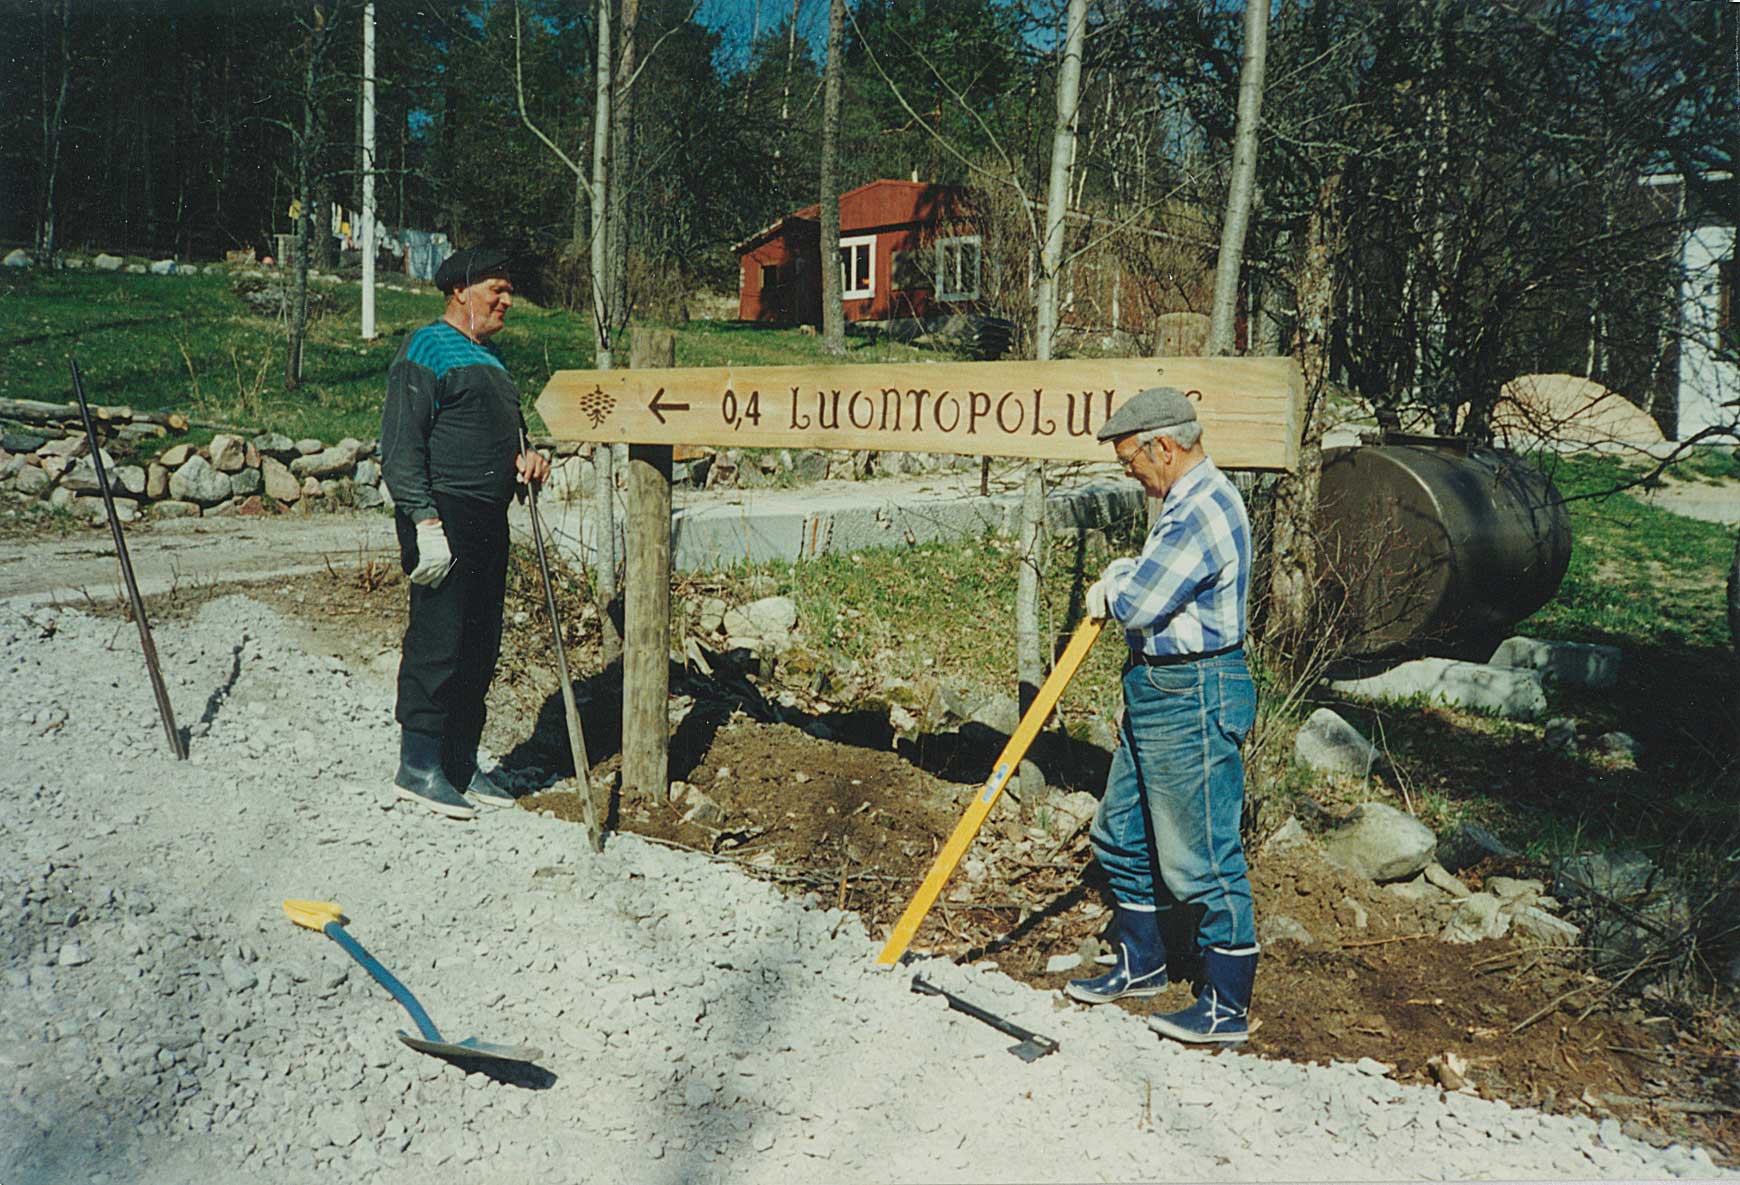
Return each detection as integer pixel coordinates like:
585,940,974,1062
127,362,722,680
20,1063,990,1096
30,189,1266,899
1204,0,1268,357
1015,0,1087,798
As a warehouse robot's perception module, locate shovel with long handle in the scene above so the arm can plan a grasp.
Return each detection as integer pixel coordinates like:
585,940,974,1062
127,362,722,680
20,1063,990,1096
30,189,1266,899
520,432,603,853
283,900,543,1065
68,357,186,760
876,617,1105,966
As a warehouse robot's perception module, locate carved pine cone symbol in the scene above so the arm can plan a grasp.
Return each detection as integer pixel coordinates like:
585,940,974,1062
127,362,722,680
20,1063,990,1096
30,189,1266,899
580,385,613,428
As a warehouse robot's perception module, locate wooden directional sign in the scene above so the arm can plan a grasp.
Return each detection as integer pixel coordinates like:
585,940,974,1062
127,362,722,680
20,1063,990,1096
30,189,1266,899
538,356,1304,470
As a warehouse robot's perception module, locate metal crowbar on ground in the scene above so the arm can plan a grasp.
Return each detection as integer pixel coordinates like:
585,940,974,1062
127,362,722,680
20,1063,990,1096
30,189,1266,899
283,900,545,1067
911,974,1060,1062
67,357,187,760
520,429,603,853
876,617,1104,966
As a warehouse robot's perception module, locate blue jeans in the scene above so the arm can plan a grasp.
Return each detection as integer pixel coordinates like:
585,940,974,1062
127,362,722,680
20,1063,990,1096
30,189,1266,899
1089,650,1257,952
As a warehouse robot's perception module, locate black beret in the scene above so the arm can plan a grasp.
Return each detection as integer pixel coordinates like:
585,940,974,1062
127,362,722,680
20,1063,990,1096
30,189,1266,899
435,245,512,293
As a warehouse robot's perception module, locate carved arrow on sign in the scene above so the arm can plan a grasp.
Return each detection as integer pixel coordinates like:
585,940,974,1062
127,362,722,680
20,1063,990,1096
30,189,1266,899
647,388,690,424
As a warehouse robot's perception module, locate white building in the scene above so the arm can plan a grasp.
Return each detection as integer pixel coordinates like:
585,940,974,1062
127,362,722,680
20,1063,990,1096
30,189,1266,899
1665,174,1736,441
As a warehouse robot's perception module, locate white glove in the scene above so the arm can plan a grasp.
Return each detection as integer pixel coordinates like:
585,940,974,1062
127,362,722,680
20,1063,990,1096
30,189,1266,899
1088,558,1138,621
1086,577,1113,621
410,519,454,587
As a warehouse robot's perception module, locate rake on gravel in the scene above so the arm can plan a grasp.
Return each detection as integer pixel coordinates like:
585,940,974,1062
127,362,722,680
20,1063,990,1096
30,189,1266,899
876,617,1105,966
283,900,544,1066
68,357,187,760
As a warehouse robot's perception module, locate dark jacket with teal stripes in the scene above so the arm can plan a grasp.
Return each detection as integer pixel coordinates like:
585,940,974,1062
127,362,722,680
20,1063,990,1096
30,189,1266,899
379,320,528,525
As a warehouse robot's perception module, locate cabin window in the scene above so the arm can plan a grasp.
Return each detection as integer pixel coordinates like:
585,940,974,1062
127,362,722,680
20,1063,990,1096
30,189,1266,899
760,262,782,292
839,235,875,299
935,235,981,301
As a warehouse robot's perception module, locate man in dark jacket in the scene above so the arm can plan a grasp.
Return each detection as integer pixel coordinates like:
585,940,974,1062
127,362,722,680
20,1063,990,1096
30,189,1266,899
380,245,550,820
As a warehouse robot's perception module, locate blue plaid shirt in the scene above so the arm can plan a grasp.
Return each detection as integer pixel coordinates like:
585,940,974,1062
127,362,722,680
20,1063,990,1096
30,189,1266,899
1105,458,1251,658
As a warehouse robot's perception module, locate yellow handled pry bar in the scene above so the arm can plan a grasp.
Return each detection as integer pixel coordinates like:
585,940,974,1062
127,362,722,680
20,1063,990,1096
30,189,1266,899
876,617,1104,966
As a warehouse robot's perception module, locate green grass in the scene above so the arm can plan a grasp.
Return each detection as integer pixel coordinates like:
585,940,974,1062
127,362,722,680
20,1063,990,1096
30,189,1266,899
0,269,969,456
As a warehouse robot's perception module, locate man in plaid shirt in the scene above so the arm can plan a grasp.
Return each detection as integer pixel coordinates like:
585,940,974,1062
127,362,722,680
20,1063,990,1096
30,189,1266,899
1065,387,1260,1045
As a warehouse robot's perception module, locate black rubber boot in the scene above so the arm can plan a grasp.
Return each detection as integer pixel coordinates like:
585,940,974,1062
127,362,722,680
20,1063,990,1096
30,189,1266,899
1066,902,1169,1003
462,766,517,808
395,730,477,820
443,732,515,808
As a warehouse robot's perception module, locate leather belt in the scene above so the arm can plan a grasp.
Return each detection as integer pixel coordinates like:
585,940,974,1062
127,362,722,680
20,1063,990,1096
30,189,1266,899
1127,643,1242,668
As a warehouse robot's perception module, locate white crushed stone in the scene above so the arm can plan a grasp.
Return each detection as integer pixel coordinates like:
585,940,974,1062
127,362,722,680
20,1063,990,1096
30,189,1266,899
0,594,1731,1183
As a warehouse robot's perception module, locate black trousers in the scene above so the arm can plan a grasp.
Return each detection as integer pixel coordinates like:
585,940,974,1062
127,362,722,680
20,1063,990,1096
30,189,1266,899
394,494,510,780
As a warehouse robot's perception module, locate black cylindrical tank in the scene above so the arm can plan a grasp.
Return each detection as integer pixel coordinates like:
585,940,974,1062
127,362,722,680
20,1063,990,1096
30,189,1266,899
1314,439,1572,654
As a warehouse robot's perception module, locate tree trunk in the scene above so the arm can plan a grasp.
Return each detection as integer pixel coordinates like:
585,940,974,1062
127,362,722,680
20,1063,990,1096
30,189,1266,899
1265,168,1341,654
609,0,639,334
288,44,317,390
777,0,802,143
590,0,622,662
1016,0,1088,802
818,0,845,354
37,0,72,259
1205,0,1269,357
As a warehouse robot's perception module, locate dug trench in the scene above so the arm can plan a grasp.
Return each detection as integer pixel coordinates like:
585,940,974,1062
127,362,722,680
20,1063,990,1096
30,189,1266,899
118,552,1740,1166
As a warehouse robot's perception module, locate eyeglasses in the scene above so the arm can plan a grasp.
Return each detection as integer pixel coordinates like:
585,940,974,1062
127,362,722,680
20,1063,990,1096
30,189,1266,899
1118,444,1154,475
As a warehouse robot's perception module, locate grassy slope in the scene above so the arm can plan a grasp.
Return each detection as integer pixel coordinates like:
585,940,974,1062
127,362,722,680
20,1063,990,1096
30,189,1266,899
0,269,959,448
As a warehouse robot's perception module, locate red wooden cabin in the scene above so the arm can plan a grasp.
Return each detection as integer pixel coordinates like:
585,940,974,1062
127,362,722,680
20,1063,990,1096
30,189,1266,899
735,180,981,326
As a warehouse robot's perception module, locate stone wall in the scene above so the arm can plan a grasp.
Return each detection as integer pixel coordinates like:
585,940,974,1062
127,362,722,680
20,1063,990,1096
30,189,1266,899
0,430,391,522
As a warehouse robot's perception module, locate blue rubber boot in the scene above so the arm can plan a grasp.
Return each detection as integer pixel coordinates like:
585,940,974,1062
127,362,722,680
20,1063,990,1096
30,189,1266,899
394,730,477,821
1147,946,1256,1044
1065,903,1168,1004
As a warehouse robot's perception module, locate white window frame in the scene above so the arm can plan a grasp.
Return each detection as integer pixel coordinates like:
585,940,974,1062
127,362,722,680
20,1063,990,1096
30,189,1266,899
839,234,875,300
935,234,982,301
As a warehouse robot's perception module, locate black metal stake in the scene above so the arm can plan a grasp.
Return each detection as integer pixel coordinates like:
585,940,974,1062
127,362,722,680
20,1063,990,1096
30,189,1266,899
68,358,187,760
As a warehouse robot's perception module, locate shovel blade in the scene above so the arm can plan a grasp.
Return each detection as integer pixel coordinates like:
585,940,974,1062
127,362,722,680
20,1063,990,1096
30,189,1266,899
397,1031,545,1066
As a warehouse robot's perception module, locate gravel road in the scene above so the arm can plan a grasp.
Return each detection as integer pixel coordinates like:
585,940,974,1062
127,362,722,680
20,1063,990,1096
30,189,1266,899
1,594,1730,1183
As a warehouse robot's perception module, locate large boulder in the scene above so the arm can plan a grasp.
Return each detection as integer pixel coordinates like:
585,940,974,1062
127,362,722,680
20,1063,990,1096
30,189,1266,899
1294,708,1378,777
1326,657,1547,721
722,596,798,649
3,248,31,269
1321,802,1437,882
290,442,358,480
262,456,301,503
252,432,297,461
1494,373,1664,447
148,258,178,275
1436,821,1515,873
1440,893,1511,944
208,433,248,472
58,450,119,493
1488,635,1621,690
168,455,234,506
92,253,124,272
13,466,51,497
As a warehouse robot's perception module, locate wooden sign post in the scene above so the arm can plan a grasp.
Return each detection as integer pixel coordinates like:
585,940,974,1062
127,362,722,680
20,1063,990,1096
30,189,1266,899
623,330,676,802
538,356,1302,470
535,354,1302,845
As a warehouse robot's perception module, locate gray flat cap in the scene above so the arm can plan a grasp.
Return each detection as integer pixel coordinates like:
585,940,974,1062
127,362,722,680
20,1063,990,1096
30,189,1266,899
1096,386,1199,442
